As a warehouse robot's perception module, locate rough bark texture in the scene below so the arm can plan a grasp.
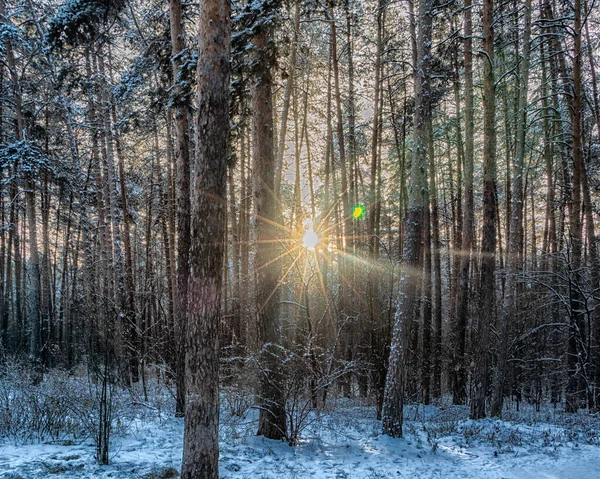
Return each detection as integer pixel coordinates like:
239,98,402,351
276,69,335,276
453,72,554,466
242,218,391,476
253,26,287,441
471,0,496,420
382,0,431,438
168,0,192,418
180,0,230,476
0,62,5,350
584,1,600,409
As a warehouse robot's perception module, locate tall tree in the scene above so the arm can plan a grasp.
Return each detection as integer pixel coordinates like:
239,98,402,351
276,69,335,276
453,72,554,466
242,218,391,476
491,0,532,418
274,0,300,199
382,0,432,438
168,0,192,418
471,0,497,420
252,0,287,441
565,0,586,413
453,0,474,405
180,0,230,476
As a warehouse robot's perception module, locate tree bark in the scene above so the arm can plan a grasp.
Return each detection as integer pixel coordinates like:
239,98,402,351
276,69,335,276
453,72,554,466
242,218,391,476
566,0,586,413
453,0,474,406
471,0,496,420
112,103,138,384
382,0,432,437
422,180,432,405
180,0,229,476
429,125,443,400
168,0,192,418
253,15,287,441
490,0,532,418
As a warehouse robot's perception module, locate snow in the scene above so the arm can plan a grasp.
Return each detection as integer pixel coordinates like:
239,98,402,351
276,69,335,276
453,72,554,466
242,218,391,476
1,400,600,478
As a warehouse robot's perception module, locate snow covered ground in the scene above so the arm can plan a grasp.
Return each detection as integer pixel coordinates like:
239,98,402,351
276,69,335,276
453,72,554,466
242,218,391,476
1,398,600,478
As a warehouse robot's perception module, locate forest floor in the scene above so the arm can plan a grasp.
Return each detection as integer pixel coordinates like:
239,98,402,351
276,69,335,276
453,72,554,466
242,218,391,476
1,396,600,478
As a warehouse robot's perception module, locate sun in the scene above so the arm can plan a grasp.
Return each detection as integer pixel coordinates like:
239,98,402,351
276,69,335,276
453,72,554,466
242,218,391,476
302,228,319,251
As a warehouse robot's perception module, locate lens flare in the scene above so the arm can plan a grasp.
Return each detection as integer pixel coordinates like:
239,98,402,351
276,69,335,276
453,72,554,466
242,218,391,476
352,205,365,219
302,228,319,250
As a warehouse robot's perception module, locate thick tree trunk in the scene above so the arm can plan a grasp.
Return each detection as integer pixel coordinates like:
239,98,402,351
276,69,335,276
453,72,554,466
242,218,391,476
155,127,176,371
253,23,287,441
382,0,432,438
228,160,241,344
292,71,303,232
239,123,251,348
471,0,496,420
180,0,229,476
449,33,464,325
585,2,600,410
540,33,556,261
40,163,52,368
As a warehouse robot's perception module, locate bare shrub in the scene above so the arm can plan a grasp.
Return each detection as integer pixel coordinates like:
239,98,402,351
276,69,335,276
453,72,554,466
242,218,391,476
0,360,132,457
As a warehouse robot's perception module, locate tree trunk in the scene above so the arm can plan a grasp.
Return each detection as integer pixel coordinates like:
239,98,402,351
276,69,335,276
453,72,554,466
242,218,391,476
345,0,358,221
490,0,531,418
471,0,496,420
422,180,432,405
453,0,474,406
429,126,443,400
274,0,300,199
168,0,192,418
253,19,287,441
180,0,229,476
566,0,586,413
329,4,350,239
0,62,5,350
155,127,176,371
382,0,432,437
368,0,385,415
112,104,138,384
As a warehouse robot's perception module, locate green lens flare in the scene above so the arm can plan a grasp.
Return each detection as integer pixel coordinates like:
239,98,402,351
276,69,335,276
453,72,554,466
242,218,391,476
352,205,365,220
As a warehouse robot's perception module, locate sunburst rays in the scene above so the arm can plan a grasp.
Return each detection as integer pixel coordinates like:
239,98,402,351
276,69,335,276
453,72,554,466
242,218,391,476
247,195,389,320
